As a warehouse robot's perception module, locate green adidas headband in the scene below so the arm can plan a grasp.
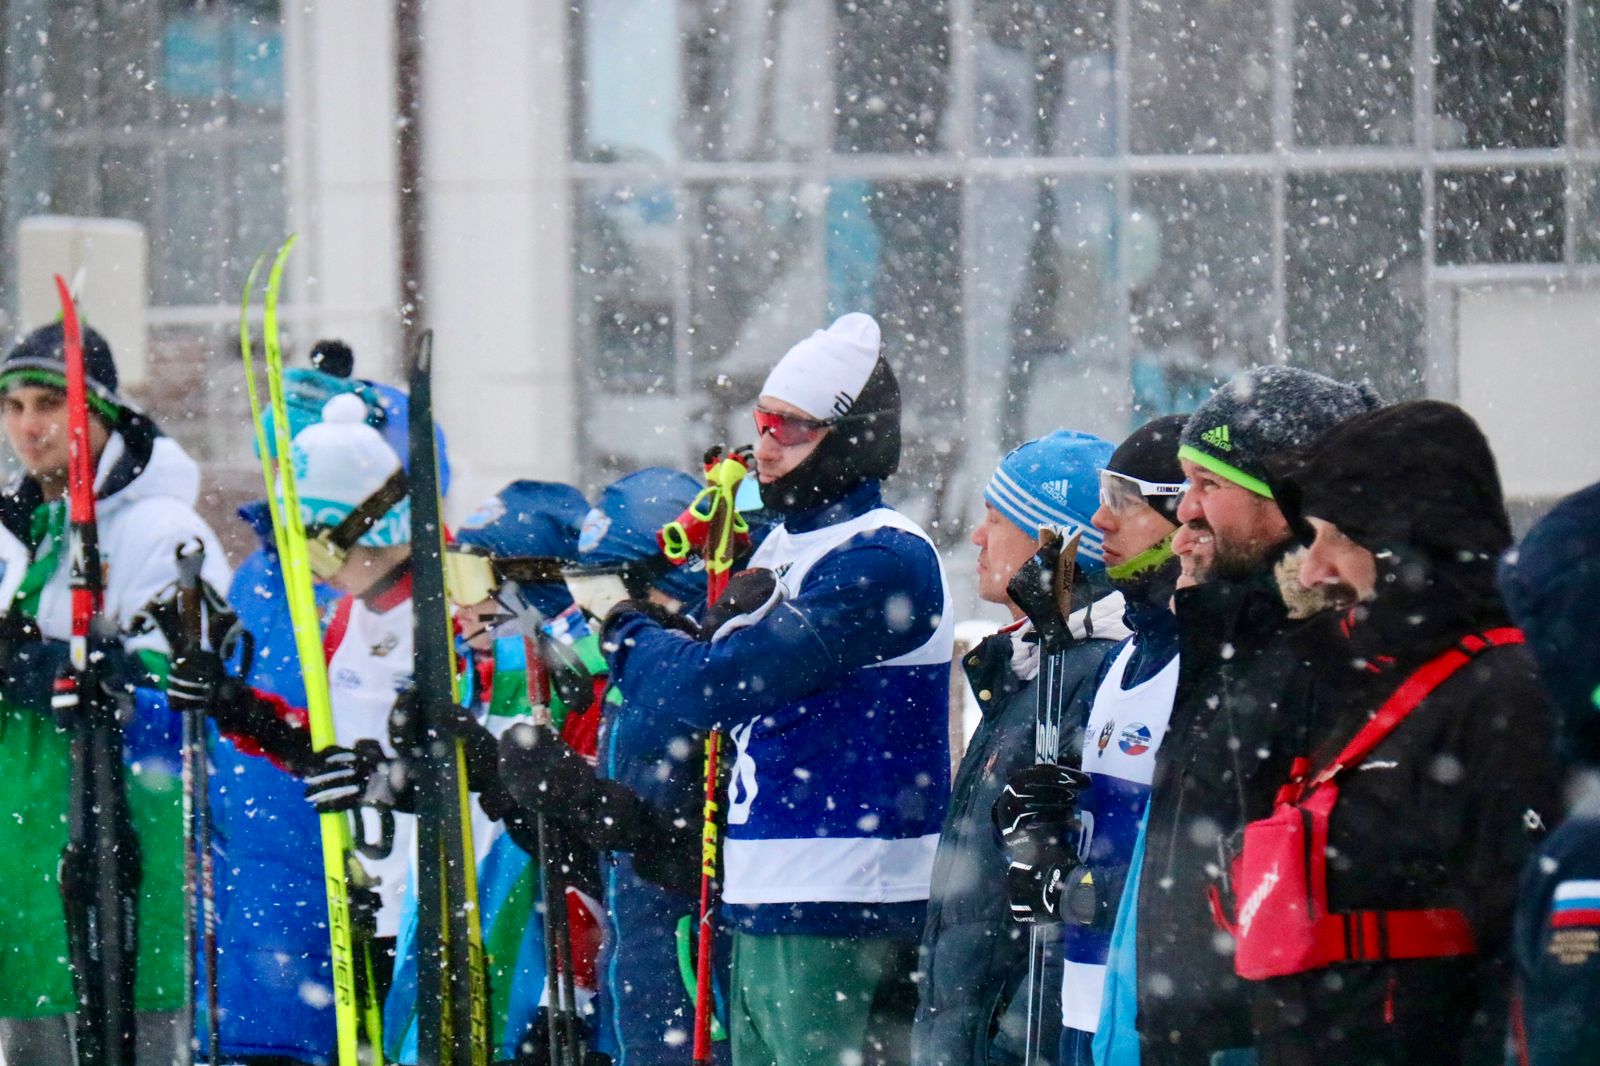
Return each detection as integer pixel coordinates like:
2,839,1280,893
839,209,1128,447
1176,443,1274,499
0,367,123,423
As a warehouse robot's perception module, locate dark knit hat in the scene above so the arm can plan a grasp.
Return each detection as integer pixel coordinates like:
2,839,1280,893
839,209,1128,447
1270,400,1512,563
0,321,126,420
1179,366,1381,498
1106,414,1188,521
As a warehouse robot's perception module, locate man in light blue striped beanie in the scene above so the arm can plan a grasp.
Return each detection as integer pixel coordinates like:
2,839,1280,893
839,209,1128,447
984,429,1115,574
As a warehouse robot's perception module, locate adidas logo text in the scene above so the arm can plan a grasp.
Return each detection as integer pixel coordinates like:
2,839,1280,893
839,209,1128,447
1201,424,1232,450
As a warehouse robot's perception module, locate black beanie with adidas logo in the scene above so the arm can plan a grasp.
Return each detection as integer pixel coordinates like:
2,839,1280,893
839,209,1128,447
1178,365,1382,498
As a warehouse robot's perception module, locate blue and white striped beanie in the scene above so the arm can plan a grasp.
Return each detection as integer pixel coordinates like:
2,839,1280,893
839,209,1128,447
984,429,1114,573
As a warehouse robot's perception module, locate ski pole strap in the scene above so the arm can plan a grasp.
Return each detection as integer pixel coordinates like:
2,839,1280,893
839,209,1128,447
1306,627,1524,792
674,916,727,1041
703,455,750,576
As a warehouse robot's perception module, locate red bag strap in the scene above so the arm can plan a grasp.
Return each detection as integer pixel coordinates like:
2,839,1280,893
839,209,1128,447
1309,627,1524,789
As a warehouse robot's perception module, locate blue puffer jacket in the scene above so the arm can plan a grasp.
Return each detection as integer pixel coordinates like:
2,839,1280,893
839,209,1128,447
596,689,732,1066
200,501,341,1063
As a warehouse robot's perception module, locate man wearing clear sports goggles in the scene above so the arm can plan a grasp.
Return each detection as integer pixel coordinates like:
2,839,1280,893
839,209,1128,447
1097,469,1186,518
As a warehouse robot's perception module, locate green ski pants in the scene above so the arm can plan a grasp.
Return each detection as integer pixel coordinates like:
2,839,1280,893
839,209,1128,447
730,931,914,1066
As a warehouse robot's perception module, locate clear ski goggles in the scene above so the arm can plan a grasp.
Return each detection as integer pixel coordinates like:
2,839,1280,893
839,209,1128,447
444,548,567,607
1098,469,1186,517
753,405,834,447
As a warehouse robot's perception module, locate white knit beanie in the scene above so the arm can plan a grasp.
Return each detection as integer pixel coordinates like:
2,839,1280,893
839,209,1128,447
759,312,882,420
288,393,411,546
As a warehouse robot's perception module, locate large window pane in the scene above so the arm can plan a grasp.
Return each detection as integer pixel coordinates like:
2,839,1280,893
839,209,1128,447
1436,168,1563,264
970,178,1121,450
1294,0,1412,146
101,3,161,128
163,4,286,125
1130,0,1273,154
574,179,687,478
575,0,681,164
159,149,226,305
682,0,829,161
234,139,288,267
1287,172,1423,398
101,148,158,248
575,180,679,391
1434,0,1563,148
971,1,1115,157
1130,176,1273,414
825,181,962,539
47,1,98,130
688,182,824,441
834,0,951,154
1578,0,1600,148
1574,168,1600,262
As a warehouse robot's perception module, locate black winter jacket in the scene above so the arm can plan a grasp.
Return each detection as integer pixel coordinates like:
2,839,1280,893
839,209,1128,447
1136,553,1314,1063
912,616,1119,1066
1246,596,1559,1066
1249,399,1564,1066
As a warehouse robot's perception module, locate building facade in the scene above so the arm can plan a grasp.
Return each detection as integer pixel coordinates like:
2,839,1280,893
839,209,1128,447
2,0,1597,569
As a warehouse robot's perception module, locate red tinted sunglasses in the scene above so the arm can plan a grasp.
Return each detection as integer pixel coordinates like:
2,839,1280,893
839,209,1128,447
753,405,833,446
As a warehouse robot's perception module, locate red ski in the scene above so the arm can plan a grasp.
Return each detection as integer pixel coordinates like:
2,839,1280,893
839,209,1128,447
54,275,141,1066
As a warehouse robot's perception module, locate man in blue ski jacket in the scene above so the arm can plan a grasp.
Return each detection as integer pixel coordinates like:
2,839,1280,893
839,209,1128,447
1499,478,1600,1066
591,313,952,1066
208,498,343,1065
502,467,734,1066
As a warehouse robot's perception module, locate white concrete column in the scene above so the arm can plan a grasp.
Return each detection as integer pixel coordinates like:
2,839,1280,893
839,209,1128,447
420,0,578,518
284,0,402,376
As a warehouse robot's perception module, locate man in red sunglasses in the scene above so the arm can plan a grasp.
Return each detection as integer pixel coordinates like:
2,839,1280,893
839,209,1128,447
602,312,952,1066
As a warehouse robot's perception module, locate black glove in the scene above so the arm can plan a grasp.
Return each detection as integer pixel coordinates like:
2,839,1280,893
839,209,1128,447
304,739,388,813
498,722,595,815
389,688,501,793
600,598,701,645
700,568,782,640
0,613,41,674
166,646,230,719
1007,853,1065,924
0,634,136,724
993,763,1092,843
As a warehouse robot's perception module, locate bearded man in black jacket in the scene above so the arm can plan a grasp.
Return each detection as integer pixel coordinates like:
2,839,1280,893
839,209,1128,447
1136,366,1381,1063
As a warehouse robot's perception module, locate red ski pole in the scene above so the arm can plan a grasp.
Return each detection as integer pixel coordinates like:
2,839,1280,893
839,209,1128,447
685,448,749,1066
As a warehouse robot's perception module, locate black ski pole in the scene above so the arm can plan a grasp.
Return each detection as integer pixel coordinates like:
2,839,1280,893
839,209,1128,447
175,541,222,1064
1006,528,1081,1066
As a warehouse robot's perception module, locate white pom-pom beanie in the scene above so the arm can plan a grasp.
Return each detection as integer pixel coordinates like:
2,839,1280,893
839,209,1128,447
288,393,411,546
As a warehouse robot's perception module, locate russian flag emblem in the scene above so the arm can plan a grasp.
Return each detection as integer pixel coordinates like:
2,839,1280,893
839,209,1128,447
1551,879,1600,928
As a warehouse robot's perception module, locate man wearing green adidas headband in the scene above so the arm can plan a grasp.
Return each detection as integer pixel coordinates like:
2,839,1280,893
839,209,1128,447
0,320,230,1064
1126,366,1381,1063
